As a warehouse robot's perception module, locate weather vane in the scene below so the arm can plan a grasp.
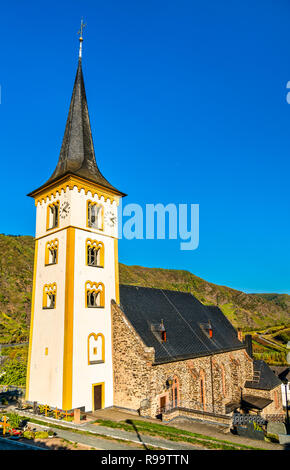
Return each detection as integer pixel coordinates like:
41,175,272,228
78,18,86,58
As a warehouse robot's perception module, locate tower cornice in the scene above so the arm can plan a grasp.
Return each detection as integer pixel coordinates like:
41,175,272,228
28,173,126,206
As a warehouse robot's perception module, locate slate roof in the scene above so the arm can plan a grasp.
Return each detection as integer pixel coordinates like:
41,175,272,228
244,360,282,391
270,366,290,383
119,285,244,364
241,395,273,410
28,58,125,197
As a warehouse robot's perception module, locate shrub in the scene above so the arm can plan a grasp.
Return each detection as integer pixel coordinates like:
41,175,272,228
7,412,22,429
23,430,35,439
63,416,73,422
34,431,49,439
265,433,279,443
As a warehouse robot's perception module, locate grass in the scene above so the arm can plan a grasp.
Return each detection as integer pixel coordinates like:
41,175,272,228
93,418,267,450
9,412,267,450
12,415,162,450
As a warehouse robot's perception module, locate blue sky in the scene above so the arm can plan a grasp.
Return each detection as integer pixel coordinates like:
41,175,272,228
1,0,290,294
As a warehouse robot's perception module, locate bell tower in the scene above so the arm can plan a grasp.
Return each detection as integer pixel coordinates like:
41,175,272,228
26,26,125,411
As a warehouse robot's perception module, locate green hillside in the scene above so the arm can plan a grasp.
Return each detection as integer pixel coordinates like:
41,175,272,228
0,234,289,345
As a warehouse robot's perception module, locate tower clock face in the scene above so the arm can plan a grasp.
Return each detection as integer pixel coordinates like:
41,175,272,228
60,201,70,219
105,209,117,227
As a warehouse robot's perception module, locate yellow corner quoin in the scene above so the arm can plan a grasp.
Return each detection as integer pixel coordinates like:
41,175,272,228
25,239,39,400
62,227,75,410
114,238,120,304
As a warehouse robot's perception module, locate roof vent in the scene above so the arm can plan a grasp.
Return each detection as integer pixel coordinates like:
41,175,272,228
200,321,213,339
151,319,167,343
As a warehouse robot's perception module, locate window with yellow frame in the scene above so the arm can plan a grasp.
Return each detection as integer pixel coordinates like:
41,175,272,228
85,281,105,308
88,333,105,364
43,283,57,309
87,200,104,230
45,239,58,265
46,201,59,230
86,239,104,267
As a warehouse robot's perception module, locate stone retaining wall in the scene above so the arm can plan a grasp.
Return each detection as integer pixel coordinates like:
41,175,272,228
162,407,232,426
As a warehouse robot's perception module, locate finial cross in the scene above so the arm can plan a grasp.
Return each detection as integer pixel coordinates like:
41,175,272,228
78,18,86,59
78,18,86,40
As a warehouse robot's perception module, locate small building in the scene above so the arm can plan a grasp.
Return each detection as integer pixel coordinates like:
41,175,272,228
270,366,290,411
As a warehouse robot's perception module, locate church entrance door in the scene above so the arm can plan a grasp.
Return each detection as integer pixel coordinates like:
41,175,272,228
160,396,166,413
92,383,104,411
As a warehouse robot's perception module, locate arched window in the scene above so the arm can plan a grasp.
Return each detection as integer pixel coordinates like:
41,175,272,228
45,239,58,265
87,201,104,230
43,283,57,309
86,239,104,267
88,333,105,364
172,376,180,408
86,281,105,308
200,370,206,410
220,363,227,397
274,390,279,409
46,201,59,230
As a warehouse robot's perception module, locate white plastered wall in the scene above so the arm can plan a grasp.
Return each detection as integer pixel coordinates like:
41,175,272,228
28,229,67,408
28,185,119,411
70,187,118,411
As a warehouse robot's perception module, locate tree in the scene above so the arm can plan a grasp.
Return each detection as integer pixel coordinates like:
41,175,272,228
0,359,26,386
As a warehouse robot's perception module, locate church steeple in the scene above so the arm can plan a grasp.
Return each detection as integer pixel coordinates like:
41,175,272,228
29,25,124,197
26,23,123,413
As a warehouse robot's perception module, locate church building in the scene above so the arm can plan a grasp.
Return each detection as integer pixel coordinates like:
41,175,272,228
26,33,283,424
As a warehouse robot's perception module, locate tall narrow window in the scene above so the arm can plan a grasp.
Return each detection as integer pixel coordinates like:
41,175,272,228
172,376,179,408
88,333,105,364
200,370,206,410
220,363,227,397
47,201,59,230
86,239,104,267
86,281,105,308
87,201,104,230
45,239,58,265
43,283,57,309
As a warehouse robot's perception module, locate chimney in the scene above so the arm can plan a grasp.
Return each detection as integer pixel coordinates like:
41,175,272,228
237,328,243,342
244,334,253,358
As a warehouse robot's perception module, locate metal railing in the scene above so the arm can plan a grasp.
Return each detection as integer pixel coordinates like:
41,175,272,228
264,414,286,423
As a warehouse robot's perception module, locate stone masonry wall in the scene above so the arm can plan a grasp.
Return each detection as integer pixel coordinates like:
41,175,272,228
111,301,154,412
150,349,253,417
111,301,254,419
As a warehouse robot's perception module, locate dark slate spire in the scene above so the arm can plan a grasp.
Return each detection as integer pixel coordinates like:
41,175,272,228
29,26,125,197
42,56,122,194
